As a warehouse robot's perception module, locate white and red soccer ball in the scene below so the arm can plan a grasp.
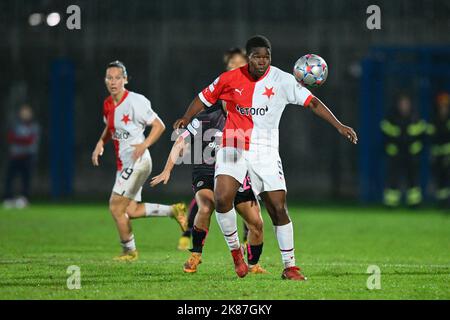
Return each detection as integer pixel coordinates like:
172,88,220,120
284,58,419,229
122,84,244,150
293,54,328,88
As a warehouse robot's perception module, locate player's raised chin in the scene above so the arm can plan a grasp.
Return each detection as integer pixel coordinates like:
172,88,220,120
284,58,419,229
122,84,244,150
248,47,271,79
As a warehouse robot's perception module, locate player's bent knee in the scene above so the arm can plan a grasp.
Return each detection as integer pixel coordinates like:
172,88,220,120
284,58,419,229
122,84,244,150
198,206,214,218
125,208,137,219
109,206,123,220
274,204,288,215
125,201,140,217
109,198,128,219
254,219,264,233
248,223,263,239
251,217,264,231
214,194,234,213
268,206,289,225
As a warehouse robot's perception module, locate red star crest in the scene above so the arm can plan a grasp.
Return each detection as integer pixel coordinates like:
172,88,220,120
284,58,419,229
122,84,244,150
263,86,275,99
121,114,131,125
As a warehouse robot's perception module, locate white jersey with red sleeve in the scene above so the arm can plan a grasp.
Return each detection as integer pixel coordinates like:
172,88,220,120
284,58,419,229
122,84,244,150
103,90,159,171
198,65,313,151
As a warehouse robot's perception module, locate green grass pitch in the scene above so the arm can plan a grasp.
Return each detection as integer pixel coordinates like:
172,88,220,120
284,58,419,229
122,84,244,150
0,203,449,299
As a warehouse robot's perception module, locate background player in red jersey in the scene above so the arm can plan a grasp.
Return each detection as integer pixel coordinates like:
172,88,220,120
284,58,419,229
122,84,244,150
174,35,358,280
92,61,187,261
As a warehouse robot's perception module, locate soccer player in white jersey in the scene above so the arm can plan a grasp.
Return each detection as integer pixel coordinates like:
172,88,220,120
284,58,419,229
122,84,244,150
174,36,358,280
92,61,187,261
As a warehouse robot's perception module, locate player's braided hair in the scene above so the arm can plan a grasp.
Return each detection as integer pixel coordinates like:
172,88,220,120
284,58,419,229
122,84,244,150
107,60,128,78
245,35,271,55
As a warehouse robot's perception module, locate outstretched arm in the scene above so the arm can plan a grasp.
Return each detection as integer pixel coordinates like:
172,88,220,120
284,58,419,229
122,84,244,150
132,117,166,160
92,125,111,166
173,96,206,129
308,97,358,144
150,135,188,187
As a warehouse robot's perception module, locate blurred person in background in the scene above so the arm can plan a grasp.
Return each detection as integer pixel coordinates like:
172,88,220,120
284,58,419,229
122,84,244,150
178,48,250,251
223,47,248,71
427,92,450,209
2,104,40,209
381,94,427,208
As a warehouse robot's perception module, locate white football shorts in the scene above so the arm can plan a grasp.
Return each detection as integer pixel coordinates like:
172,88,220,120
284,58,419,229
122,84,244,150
214,146,286,195
112,154,152,202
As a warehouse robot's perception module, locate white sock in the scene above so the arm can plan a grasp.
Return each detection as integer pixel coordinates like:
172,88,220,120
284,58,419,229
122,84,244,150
121,234,136,252
215,208,240,251
144,203,173,217
274,222,296,268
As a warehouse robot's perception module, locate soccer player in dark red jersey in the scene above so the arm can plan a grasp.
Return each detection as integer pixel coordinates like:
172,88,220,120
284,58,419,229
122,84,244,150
174,35,357,280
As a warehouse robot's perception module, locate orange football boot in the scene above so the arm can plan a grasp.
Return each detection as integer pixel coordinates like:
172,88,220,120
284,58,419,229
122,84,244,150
281,266,307,281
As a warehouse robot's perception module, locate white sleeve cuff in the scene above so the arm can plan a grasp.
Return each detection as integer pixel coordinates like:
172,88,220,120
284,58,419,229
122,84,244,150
146,113,158,125
198,92,213,107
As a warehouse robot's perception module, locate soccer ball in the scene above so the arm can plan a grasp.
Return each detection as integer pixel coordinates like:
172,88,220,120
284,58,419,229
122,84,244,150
293,54,328,88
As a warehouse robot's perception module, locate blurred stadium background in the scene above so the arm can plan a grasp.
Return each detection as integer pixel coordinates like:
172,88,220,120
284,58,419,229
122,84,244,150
1,0,449,301
0,0,449,203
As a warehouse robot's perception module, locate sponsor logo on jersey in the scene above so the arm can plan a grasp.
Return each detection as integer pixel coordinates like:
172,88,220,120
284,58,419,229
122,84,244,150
235,105,269,116
196,180,204,187
208,77,220,93
113,129,130,140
